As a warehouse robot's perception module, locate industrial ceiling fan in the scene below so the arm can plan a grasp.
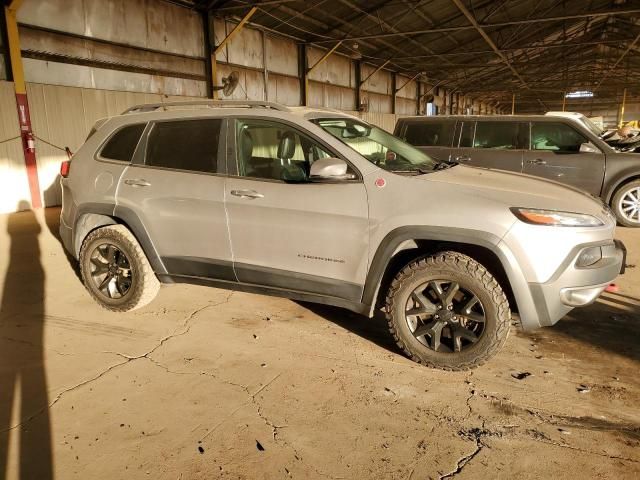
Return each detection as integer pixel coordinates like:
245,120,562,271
213,71,239,96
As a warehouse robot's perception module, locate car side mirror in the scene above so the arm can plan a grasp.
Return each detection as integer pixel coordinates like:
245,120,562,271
310,157,355,181
579,142,599,154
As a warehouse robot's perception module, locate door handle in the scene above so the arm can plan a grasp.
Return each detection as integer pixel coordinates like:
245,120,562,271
455,155,471,162
124,178,151,187
230,189,264,199
526,158,547,166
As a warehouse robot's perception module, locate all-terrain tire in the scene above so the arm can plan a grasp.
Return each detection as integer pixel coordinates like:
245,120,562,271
385,251,511,370
79,225,160,312
611,179,640,228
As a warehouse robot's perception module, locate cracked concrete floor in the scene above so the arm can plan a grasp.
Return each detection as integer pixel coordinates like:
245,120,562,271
0,207,639,480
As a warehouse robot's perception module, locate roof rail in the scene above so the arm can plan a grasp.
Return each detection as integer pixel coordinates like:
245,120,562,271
121,100,290,115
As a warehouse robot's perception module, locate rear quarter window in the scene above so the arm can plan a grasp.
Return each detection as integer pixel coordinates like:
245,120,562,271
402,121,454,147
100,124,146,162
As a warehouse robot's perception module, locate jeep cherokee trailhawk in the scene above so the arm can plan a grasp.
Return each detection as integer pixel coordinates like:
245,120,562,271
59,100,625,370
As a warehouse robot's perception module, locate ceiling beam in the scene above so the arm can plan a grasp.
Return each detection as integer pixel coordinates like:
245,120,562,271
309,8,640,44
593,29,640,92
450,0,529,90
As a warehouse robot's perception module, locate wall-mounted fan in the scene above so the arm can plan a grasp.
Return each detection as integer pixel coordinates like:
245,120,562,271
213,71,239,96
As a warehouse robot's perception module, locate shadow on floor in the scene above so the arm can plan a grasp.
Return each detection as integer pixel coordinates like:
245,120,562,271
43,206,81,283
296,302,403,357
0,202,53,479
551,291,640,363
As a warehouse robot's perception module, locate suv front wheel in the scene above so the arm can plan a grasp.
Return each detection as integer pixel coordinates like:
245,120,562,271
385,252,510,370
79,225,160,311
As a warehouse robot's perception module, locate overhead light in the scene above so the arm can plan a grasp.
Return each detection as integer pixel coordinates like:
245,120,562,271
565,90,594,98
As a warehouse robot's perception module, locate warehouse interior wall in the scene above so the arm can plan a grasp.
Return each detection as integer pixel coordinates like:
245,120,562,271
0,0,504,214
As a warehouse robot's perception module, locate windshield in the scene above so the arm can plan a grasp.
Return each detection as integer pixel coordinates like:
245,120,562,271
312,118,439,173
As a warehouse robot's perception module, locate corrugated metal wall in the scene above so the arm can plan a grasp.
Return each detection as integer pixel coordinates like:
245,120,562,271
0,80,201,213
0,0,507,213
18,0,207,96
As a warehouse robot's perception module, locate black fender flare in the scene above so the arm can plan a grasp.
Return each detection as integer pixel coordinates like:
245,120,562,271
74,203,166,274
361,226,542,330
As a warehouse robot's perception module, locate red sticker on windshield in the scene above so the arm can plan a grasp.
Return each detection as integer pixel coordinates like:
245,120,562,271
375,178,386,188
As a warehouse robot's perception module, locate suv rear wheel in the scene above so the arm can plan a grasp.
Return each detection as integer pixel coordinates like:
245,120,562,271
79,225,160,311
612,179,640,228
385,252,510,370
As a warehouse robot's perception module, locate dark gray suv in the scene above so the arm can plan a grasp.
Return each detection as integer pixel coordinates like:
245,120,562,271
395,115,640,227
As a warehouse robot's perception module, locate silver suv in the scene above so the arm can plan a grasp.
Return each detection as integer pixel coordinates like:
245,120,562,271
59,100,625,370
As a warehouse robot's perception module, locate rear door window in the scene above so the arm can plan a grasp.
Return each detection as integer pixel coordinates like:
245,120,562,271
474,122,519,149
145,119,222,173
100,124,146,162
402,121,454,147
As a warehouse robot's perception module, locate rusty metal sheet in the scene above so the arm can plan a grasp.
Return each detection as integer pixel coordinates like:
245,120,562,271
0,81,32,214
361,64,391,95
362,91,392,113
18,0,204,57
224,21,264,69
353,111,399,133
266,34,298,77
217,64,265,101
19,27,205,77
307,82,355,110
22,58,206,97
267,74,300,106
0,56,6,81
307,47,353,88
395,97,417,115
396,75,417,99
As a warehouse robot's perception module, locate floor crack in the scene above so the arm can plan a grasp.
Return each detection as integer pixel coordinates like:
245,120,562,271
439,426,489,480
2,293,234,433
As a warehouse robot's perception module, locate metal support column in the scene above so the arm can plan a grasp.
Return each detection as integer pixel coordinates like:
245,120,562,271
5,0,41,208
212,6,257,99
298,43,307,106
562,91,566,112
354,59,361,111
202,10,213,98
391,72,396,114
511,93,516,115
262,29,268,101
619,88,627,128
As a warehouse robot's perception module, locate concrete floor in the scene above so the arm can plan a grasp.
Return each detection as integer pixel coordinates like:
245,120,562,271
0,207,638,480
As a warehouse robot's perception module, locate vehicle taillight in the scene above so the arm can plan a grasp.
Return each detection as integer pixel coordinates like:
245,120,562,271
60,160,71,178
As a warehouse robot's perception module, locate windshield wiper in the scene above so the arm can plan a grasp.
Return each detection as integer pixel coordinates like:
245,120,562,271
434,161,458,171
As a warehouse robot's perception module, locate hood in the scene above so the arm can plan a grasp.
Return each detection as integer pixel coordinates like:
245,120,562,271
421,165,611,221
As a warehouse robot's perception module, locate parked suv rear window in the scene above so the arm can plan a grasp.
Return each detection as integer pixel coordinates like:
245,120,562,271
403,121,454,147
146,119,222,173
100,124,145,162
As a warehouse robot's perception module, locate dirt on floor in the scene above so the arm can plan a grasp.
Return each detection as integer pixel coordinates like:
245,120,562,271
0,207,638,480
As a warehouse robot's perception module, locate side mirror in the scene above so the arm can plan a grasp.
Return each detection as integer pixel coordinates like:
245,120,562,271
310,157,355,181
579,142,599,154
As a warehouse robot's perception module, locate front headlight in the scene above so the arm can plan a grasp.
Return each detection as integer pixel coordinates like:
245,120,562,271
510,208,604,227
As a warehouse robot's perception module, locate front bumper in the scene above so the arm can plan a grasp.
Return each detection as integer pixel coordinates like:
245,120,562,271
527,240,625,327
